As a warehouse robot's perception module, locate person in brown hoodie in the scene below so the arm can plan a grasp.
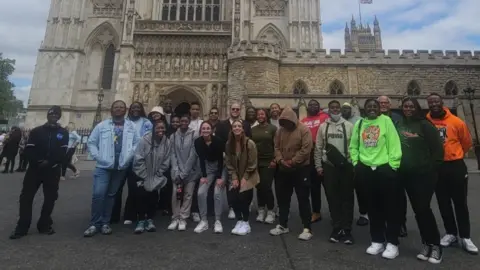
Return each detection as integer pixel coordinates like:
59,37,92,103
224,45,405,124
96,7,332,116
269,106,314,241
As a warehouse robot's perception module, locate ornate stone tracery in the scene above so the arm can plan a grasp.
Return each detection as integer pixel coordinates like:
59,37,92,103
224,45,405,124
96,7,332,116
92,0,123,17
256,23,288,49
254,0,287,16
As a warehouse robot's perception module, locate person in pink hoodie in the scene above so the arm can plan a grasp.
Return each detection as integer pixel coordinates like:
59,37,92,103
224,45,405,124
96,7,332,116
300,100,329,223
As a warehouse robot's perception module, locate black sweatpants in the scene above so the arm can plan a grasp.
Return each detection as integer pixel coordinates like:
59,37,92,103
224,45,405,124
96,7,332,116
436,159,471,238
15,165,61,233
4,154,16,172
256,166,275,210
356,162,402,245
310,163,323,214
130,174,159,220
230,188,254,221
401,169,440,245
323,163,354,231
158,173,173,214
61,148,77,177
276,166,312,230
112,166,136,222
17,153,28,171
354,173,368,216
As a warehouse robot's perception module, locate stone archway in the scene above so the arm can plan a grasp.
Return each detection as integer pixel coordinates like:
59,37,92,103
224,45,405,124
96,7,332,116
165,87,203,116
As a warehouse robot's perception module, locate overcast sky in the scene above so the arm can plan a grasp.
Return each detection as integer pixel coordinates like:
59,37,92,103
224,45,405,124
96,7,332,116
1,0,479,106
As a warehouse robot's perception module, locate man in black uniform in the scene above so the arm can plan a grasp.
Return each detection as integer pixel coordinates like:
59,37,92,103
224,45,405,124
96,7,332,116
10,106,69,239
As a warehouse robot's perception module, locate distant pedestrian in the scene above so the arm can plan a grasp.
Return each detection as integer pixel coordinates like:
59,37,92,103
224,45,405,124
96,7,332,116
61,122,81,180
9,106,68,239
2,126,22,173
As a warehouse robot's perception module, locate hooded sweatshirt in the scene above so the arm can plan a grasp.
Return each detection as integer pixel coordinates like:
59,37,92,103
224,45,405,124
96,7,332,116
274,107,313,168
426,107,472,161
349,114,402,169
301,111,329,141
171,128,201,183
396,117,444,171
314,117,353,169
132,133,171,192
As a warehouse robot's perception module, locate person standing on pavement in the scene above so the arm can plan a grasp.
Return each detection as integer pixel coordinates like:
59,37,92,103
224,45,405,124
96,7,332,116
226,120,260,235
2,127,22,174
168,115,201,231
269,106,314,241
83,100,140,237
341,102,361,125
163,99,173,125
215,102,253,220
61,122,81,180
132,120,171,234
396,97,444,263
193,121,228,233
315,100,355,244
207,107,220,135
350,98,403,259
251,109,277,224
9,106,69,239
112,102,153,225
245,107,258,127
15,131,29,172
426,93,478,255
300,99,329,223
269,103,281,128
188,102,203,137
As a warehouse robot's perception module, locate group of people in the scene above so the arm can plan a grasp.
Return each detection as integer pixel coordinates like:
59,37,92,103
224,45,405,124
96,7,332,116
9,93,478,264
0,127,28,173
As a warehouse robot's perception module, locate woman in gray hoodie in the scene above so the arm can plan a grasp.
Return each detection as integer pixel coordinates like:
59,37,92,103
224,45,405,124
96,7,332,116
167,115,201,231
132,121,171,234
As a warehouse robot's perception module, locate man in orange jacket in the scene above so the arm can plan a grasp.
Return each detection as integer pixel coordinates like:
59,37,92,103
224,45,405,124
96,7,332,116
426,93,478,255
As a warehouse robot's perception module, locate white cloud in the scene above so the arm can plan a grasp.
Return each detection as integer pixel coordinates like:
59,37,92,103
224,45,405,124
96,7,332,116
0,0,479,90
13,85,31,108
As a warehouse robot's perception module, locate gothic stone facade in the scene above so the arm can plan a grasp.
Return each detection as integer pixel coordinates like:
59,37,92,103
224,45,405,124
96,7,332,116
26,0,480,134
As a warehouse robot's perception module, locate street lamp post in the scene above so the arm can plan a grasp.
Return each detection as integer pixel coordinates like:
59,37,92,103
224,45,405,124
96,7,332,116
92,88,105,128
463,86,480,169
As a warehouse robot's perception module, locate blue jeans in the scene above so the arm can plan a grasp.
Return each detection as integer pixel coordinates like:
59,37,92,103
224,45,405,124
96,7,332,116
90,168,126,227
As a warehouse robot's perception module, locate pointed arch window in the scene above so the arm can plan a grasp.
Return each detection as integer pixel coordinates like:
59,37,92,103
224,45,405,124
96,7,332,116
101,44,115,90
407,80,421,96
329,80,344,95
293,80,308,95
445,80,459,96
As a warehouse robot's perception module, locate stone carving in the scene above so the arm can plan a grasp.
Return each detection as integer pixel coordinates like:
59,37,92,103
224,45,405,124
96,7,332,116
212,55,219,71
133,84,141,102
92,0,122,17
135,21,232,33
194,55,201,70
134,36,230,55
254,0,287,16
233,0,241,40
257,24,287,49
222,55,227,71
184,57,191,71
211,84,219,107
125,10,134,37
155,91,166,106
142,84,150,104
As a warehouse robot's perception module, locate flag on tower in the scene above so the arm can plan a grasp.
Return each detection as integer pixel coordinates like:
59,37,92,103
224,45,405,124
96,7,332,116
360,0,373,3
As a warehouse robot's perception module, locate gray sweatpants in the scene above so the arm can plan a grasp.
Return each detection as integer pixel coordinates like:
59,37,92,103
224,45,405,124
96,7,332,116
197,161,228,221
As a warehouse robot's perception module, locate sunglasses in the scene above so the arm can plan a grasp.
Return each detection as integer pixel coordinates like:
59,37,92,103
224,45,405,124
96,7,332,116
231,108,240,111
210,111,218,115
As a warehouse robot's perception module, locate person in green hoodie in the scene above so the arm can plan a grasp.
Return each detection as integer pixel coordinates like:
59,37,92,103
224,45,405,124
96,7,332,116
396,97,444,264
251,108,277,224
349,98,402,260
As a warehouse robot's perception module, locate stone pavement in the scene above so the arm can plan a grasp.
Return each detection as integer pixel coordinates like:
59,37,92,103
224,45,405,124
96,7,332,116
0,170,479,270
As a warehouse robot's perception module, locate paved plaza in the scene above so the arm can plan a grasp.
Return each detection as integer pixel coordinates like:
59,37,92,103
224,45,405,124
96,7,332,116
0,164,479,270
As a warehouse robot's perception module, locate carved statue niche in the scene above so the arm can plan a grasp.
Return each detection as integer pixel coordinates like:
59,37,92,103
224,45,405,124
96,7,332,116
142,84,150,104
133,84,141,102
222,55,227,71
174,54,181,72
164,55,171,71
212,55,219,71
194,55,201,71
203,55,209,71
211,84,219,108
184,55,191,71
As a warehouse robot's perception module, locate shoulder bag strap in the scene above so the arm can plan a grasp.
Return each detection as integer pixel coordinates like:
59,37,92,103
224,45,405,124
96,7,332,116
357,119,363,151
341,123,347,157
325,123,330,146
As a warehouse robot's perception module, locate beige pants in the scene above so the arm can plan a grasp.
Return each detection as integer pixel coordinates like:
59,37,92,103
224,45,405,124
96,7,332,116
171,181,196,220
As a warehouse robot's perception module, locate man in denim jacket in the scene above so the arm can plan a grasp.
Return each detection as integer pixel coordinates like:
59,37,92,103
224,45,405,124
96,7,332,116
83,100,140,237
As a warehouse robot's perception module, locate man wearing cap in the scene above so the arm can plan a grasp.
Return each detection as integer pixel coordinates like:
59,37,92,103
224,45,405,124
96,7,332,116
341,103,361,125
10,106,69,239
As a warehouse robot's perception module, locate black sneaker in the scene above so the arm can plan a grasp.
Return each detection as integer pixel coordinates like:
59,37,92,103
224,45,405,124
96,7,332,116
38,227,56,235
9,231,27,240
428,245,443,264
356,216,369,226
400,224,408,237
329,229,342,243
416,244,431,261
343,230,354,245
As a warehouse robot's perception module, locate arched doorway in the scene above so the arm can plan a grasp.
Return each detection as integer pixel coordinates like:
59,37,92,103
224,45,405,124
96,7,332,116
166,88,203,116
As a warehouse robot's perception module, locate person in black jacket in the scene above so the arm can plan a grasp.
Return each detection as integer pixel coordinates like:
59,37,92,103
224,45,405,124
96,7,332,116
2,126,22,173
9,106,69,239
211,102,252,220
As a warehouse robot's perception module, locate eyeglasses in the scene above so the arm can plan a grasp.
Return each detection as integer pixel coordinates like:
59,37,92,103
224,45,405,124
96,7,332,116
231,108,240,111
210,111,218,115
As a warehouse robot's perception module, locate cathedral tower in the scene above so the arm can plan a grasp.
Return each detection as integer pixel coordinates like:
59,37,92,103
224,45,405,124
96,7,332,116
345,15,382,52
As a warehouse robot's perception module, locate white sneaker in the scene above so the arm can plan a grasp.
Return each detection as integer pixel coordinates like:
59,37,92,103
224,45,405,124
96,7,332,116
461,238,479,254
60,176,66,181
228,208,236,220
231,221,242,235
236,222,251,236
178,219,187,231
192,213,201,223
194,220,209,233
214,220,223,234
382,243,399,259
298,228,313,241
269,224,289,236
440,234,457,247
366,242,385,255
264,211,275,224
124,220,132,225
73,170,80,178
256,209,265,222
167,219,179,230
